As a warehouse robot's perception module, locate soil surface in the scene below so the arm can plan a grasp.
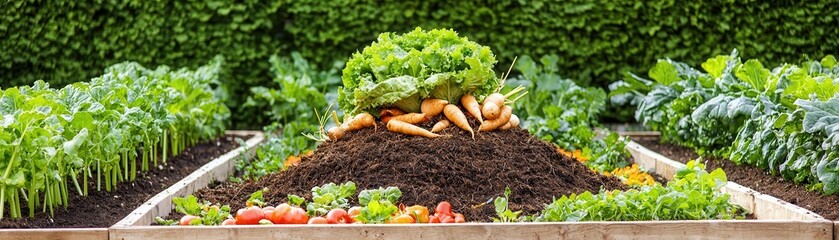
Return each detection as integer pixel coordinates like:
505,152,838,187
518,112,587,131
190,121,626,222
636,139,839,220
0,134,246,228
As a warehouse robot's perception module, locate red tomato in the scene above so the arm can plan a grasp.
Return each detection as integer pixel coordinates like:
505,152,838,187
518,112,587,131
326,208,353,224
270,204,292,224
454,213,466,223
262,206,275,215
428,215,440,224
283,207,309,224
235,206,264,225
179,215,199,226
221,218,236,226
308,216,328,224
435,201,453,217
438,214,455,223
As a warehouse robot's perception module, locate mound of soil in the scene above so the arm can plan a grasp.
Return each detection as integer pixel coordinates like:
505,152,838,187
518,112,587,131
193,122,625,222
0,134,246,228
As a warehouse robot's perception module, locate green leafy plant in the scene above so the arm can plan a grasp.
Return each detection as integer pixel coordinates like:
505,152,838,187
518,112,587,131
492,187,522,222
306,181,357,216
156,195,232,226
0,58,229,219
356,187,402,224
537,160,746,221
338,27,498,115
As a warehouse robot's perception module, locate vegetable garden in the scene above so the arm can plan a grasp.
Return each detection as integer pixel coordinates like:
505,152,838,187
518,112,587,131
2,4,838,239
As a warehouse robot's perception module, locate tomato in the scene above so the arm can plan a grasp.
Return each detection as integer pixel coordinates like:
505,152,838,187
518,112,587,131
269,204,292,224
454,213,466,223
235,206,264,225
326,208,353,224
435,201,453,217
308,216,328,224
282,207,309,224
179,215,199,226
428,215,440,224
263,210,274,219
221,219,237,226
404,205,429,223
348,206,362,220
438,214,455,223
387,214,415,224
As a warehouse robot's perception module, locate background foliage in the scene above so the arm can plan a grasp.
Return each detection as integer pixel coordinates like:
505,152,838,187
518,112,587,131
3,0,837,127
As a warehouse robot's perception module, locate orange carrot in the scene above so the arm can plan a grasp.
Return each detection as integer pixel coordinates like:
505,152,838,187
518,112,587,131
443,104,474,139
481,102,501,120
509,114,520,128
387,120,440,138
421,98,449,117
460,93,483,124
479,105,512,131
431,119,450,133
327,126,345,141
390,113,429,124
344,113,375,131
380,108,406,124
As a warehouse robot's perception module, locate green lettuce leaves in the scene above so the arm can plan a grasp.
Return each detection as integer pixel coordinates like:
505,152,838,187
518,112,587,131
338,27,498,115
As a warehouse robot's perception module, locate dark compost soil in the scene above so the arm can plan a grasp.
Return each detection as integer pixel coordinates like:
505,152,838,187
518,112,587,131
636,139,839,220
0,134,246,228
190,122,626,222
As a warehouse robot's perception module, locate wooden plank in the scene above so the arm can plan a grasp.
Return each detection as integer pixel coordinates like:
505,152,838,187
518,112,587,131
110,220,832,240
0,228,107,240
720,181,756,214
112,131,265,227
752,193,825,221
625,141,658,175
618,131,661,141
834,221,838,240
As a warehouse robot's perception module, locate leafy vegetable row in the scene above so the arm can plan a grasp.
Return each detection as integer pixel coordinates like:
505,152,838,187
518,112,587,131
613,50,839,193
0,57,230,219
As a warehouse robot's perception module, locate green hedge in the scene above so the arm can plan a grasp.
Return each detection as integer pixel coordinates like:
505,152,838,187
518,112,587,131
3,1,836,128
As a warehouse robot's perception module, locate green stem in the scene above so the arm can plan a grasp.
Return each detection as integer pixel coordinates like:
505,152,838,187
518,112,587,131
162,130,168,164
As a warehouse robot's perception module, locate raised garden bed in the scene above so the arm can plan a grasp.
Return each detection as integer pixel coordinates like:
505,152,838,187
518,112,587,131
0,131,263,240
628,133,839,219
107,128,833,240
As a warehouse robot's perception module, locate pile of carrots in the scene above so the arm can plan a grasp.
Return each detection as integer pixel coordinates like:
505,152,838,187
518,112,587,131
327,88,526,141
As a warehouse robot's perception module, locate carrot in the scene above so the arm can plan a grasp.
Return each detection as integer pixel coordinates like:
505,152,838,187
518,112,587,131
344,113,375,131
390,113,429,124
387,120,440,138
481,102,501,120
499,121,513,130
509,114,520,128
460,93,483,124
479,105,512,131
443,104,474,139
482,86,527,120
431,119,450,133
327,126,345,141
380,108,406,124
421,98,449,117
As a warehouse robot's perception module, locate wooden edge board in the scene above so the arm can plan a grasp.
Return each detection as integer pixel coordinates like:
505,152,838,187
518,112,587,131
752,192,825,221
834,221,838,240
111,131,265,227
720,181,756,214
109,220,832,240
628,140,826,221
0,228,108,240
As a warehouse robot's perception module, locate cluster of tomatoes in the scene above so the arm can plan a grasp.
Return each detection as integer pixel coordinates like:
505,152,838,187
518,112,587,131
390,201,466,224
180,201,467,225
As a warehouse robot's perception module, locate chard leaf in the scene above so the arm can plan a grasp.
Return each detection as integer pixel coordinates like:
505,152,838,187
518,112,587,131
735,59,770,92
649,60,679,85
797,97,839,148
